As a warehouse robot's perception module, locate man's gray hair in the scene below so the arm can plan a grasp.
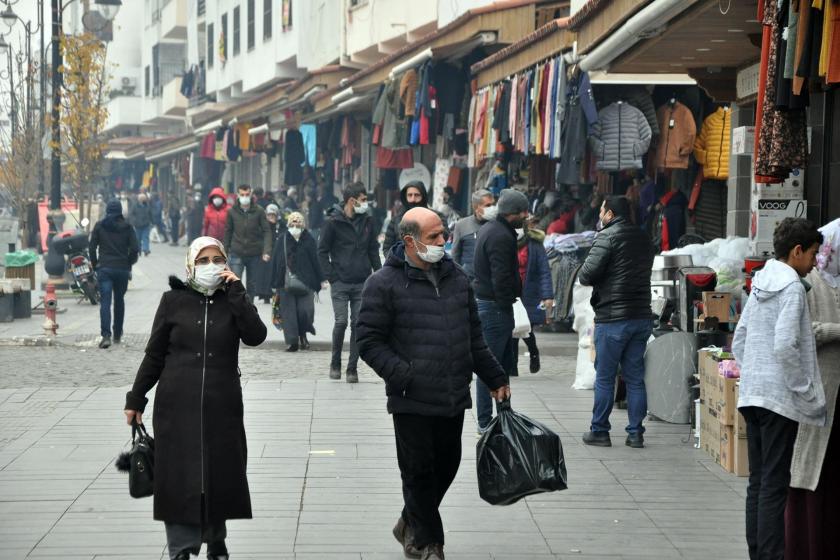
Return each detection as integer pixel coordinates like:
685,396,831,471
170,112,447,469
471,189,493,207
398,217,422,240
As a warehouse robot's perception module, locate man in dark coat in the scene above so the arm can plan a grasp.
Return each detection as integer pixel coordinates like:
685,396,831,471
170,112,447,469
578,195,655,449
124,237,267,559
382,180,430,256
451,188,494,281
89,200,139,349
473,188,529,431
318,182,381,383
129,191,154,256
224,184,273,300
357,207,510,560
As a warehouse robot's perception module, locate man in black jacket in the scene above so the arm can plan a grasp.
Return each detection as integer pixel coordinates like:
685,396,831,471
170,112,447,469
224,184,273,300
357,207,510,560
89,200,139,349
318,182,381,383
578,196,655,449
382,180,430,256
473,188,529,431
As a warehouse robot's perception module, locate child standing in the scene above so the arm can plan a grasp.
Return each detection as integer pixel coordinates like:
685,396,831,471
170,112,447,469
733,217,826,560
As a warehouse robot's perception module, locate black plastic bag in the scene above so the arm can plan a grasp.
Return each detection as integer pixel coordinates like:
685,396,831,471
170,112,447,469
476,400,567,505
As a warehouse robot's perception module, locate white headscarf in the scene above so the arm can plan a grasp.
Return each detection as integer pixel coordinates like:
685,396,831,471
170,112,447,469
185,236,228,294
817,218,840,289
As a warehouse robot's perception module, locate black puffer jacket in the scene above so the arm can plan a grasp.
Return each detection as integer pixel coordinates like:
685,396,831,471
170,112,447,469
318,205,381,284
357,244,507,416
473,216,521,309
578,217,655,323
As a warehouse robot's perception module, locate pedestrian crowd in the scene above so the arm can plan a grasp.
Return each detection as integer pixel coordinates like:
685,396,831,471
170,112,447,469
91,178,840,560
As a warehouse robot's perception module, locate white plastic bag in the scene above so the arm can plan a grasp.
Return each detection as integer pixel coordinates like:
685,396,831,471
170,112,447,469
572,283,596,390
512,298,531,339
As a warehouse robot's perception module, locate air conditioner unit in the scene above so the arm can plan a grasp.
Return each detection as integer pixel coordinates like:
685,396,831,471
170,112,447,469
121,76,137,88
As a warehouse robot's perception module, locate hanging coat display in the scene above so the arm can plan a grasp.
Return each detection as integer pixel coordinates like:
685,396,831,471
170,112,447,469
653,100,696,170
557,71,598,185
693,107,731,180
589,101,652,173
284,129,305,186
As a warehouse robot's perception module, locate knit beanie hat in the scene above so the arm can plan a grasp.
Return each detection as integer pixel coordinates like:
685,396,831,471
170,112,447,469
497,189,529,216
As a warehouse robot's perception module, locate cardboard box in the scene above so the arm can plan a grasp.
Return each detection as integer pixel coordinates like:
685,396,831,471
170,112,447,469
702,292,732,322
732,126,755,155
700,406,735,471
752,169,805,200
698,349,738,426
750,198,807,242
734,435,749,477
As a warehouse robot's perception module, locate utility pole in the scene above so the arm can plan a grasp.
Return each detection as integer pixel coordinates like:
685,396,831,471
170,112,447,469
49,0,61,211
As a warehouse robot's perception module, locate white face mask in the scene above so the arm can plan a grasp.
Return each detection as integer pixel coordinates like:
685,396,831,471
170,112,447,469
413,238,445,263
515,228,525,239
288,226,302,239
239,195,251,206
212,197,223,208
354,201,369,214
193,263,225,292
483,205,499,221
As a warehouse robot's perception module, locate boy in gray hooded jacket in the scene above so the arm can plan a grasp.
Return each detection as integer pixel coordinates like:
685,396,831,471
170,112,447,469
733,217,825,560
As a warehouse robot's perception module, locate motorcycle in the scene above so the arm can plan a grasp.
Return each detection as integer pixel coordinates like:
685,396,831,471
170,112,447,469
52,219,100,305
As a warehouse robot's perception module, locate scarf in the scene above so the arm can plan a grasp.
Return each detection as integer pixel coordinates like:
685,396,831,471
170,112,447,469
817,218,840,289
185,236,228,295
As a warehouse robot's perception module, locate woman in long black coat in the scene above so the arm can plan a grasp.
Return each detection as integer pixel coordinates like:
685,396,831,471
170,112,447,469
124,236,266,560
272,211,324,352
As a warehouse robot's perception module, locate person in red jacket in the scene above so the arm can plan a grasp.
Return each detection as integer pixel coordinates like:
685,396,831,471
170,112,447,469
203,187,229,241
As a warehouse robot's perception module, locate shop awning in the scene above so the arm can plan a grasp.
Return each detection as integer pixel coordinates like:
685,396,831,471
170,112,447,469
144,134,200,162
104,136,175,160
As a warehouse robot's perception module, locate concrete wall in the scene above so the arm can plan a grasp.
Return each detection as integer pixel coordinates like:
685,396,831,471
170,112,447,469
436,0,493,27
345,0,437,62
296,0,342,70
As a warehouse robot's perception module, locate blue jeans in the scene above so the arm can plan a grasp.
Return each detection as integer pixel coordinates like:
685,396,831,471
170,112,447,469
97,267,130,338
476,300,515,429
591,318,653,435
229,253,261,300
135,226,151,253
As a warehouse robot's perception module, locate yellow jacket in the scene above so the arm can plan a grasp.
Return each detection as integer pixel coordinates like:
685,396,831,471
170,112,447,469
693,107,731,180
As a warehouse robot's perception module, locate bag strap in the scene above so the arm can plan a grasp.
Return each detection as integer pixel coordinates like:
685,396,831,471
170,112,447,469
283,234,290,271
131,418,149,442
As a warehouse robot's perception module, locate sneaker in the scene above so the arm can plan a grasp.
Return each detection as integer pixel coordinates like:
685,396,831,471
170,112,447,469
346,370,359,383
113,336,122,345
420,543,445,560
329,367,341,380
582,431,612,447
529,352,541,373
625,433,645,448
392,517,422,559
99,336,112,349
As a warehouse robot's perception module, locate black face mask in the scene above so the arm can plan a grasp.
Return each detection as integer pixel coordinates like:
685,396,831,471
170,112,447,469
510,217,526,229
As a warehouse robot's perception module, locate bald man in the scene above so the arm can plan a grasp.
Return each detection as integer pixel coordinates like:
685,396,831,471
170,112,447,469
357,207,510,560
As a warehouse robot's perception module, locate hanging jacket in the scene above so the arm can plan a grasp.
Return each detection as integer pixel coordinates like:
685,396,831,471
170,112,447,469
654,101,697,169
693,107,731,180
202,187,229,241
557,71,598,184
589,102,652,172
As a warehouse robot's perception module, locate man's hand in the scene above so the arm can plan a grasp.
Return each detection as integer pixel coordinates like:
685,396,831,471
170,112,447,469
262,253,271,262
490,385,511,402
124,409,142,425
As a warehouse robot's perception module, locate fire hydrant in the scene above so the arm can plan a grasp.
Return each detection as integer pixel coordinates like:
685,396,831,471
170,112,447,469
43,283,58,337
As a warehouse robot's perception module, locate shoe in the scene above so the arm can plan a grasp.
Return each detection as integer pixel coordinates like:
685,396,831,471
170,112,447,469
113,335,122,344
329,367,341,380
299,336,310,350
99,336,111,349
392,517,422,559
529,352,541,373
625,433,645,448
286,344,299,352
207,540,227,559
144,251,150,257
420,543,445,560
582,431,612,447
346,370,359,383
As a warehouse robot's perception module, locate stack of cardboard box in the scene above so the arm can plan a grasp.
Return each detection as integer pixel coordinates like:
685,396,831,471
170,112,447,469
749,169,806,257
698,349,749,476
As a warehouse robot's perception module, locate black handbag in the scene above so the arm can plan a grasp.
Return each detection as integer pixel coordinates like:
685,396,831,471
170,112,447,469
283,235,310,296
115,420,155,498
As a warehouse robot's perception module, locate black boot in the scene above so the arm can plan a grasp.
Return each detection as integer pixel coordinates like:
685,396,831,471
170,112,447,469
529,352,541,374
299,335,310,350
286,343,299,352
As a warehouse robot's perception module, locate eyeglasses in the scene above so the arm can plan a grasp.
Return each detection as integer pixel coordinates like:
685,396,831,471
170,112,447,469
195,256,227,266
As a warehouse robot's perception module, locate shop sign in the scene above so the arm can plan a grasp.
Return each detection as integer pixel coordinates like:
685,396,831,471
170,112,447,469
736,63,760,101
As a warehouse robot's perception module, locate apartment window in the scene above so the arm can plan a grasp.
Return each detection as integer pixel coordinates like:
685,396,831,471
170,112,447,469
247,0,255,50
232,7,240,56
144,65,150,96
263,0,271,40
152,44,160,91
221,13,228,60
197,0,205,16
207,22,214,67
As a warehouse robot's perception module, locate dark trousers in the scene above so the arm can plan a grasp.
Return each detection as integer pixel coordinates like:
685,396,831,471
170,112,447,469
169,217,180,243
96,267,130,338
590,318,652,435
741,406,798,560
393,412,464,548
330,281,363,372
229,253,261,300
476,300,515,429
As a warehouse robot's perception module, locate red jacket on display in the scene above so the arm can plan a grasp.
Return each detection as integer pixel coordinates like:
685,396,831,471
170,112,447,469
202,187,229,241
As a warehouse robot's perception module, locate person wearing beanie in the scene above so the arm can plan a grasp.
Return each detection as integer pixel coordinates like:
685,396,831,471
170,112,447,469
472,188,529,431
89,199,140,349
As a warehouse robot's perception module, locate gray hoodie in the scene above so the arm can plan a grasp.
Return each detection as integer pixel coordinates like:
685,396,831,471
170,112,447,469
733,259,826,426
